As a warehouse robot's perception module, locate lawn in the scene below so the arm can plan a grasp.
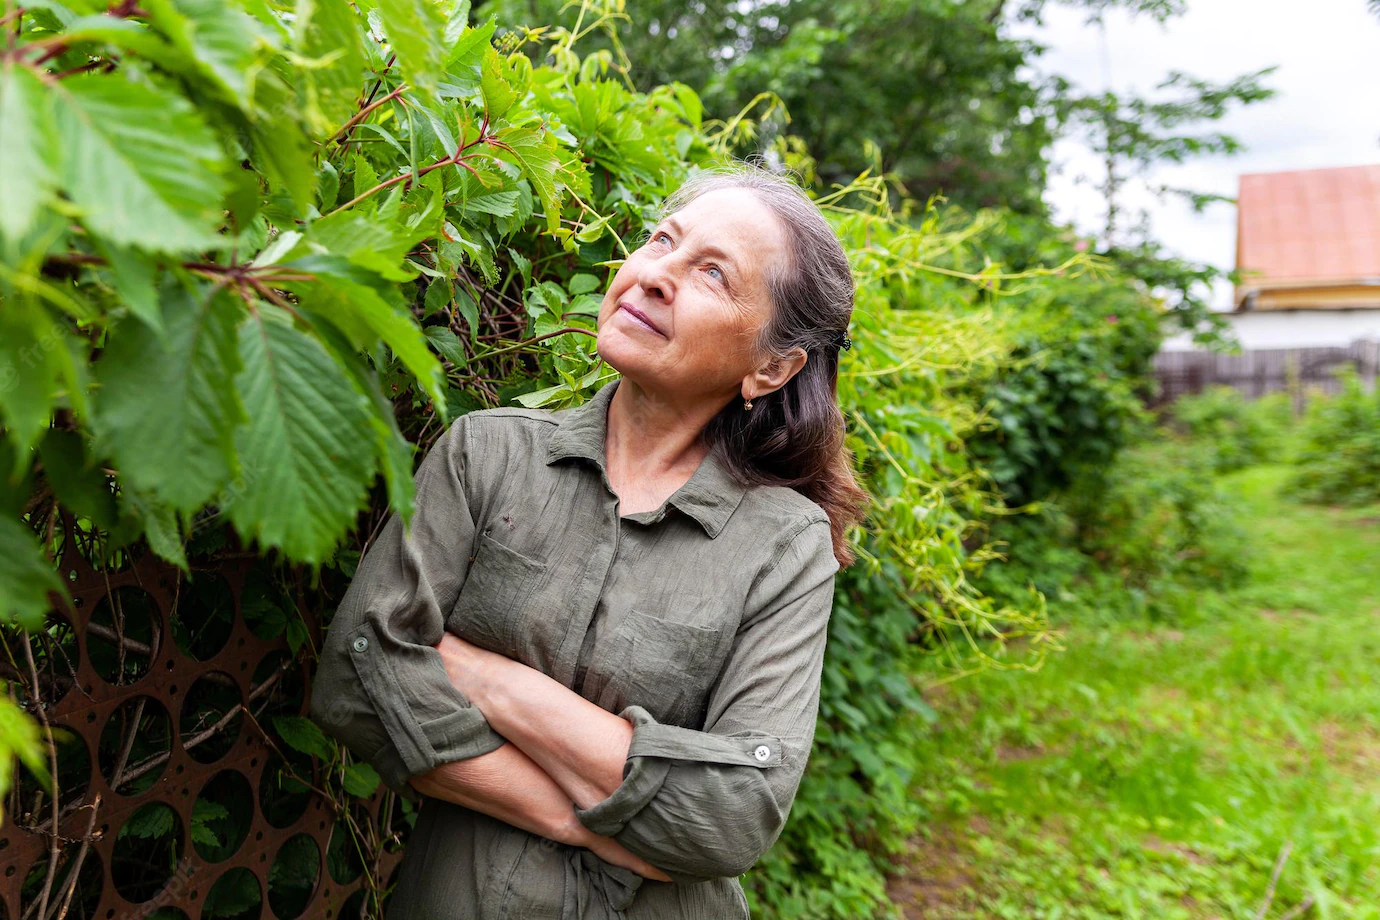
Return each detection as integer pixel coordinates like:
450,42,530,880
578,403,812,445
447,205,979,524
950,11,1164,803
889,465,1380,919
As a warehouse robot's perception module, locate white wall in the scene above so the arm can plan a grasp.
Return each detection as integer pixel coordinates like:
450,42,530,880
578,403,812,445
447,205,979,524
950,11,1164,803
1161,309,1380,351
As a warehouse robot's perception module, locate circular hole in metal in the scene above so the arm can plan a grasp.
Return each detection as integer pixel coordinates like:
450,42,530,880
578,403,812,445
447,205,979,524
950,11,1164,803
19,847,102,918
268,833,321,919
251,651,304,723
241,566,298,640
339,889,367,920
193,769,254,863
87,585,160,685
259,750,313,829
325,804,370,885
171,571,235,661
179,672,242,763
99,695,172,796
7,609,79,705
202,867,262,920
13,723,91,821
111,800,183,902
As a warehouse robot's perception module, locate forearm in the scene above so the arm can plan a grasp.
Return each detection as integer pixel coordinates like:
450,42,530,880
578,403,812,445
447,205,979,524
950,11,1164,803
409,740,583,843
409,739,669,880
468,656,633,811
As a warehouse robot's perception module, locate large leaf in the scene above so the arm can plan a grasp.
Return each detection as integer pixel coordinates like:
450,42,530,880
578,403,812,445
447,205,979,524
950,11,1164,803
295,0,366,136
375,0,447,100
283,255,447,412
142,0,266,108
0,516,67,631
224,302,377,564
0,299,87,466
273,715,334,760
38,429,117,531
0,63,58,241
484,124,565,233
53,74,228,253
93,282,245,514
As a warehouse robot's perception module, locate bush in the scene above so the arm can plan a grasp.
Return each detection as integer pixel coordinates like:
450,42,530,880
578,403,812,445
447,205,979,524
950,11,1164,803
1285,366,1380,506
979,437,1252,624
1166,385,1294,472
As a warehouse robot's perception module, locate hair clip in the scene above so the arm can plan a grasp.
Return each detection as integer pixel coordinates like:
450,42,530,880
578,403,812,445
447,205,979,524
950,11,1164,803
839,332,852,351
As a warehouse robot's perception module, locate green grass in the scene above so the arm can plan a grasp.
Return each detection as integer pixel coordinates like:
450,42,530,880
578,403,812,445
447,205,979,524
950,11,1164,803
891,465,1380,919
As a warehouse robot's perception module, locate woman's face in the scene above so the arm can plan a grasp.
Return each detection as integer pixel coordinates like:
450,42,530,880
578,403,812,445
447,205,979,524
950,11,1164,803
595,186,789,402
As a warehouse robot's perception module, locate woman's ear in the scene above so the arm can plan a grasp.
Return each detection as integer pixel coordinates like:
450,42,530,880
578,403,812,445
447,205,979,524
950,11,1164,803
748,348,809,399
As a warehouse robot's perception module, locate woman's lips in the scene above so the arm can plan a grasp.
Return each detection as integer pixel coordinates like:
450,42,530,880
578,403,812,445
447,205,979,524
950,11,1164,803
617,301,666,337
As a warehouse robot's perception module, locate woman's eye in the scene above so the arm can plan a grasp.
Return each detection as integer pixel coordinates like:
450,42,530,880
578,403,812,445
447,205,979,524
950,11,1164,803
705,265,723,281
651,232,672,246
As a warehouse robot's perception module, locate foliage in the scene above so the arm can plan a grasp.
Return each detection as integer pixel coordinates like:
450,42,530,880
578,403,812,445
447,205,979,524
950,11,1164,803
957,216,1165,508
484,0,1059,214
1165,385,1294,473
0,2,1067,917
903,466,1380,919
1285,366,1380,507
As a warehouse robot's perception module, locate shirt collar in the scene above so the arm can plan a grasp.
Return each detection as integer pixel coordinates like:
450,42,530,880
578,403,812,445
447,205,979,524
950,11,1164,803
544,378,748,538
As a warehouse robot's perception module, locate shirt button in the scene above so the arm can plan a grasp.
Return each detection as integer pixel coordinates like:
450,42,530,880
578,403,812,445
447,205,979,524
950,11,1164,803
753,744,771,762
352,637,369,653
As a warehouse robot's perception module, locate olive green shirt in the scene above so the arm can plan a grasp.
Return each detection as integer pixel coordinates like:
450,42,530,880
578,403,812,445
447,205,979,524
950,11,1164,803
309,377,840,919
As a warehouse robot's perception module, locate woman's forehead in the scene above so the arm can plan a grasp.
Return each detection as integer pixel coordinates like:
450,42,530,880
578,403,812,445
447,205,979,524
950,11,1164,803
665,187,787,255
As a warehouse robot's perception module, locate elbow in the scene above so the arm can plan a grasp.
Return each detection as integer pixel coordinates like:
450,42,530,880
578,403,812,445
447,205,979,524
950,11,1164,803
624,785,789,882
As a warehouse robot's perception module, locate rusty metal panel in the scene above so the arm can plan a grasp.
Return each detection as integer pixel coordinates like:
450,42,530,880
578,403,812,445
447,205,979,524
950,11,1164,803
1,512,402,920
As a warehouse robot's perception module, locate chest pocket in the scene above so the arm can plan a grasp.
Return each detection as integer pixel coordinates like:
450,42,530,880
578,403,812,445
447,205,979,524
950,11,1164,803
447,529,547,660
595,607,726,728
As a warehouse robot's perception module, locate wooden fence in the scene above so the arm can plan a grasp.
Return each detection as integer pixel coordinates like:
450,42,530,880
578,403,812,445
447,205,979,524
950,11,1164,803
1153,339,1380,407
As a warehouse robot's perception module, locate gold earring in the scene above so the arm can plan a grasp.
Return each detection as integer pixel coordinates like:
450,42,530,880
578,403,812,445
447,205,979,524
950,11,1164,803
743,395,754,410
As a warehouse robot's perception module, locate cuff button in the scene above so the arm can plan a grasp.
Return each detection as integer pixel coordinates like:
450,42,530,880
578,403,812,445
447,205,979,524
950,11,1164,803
753,744,771,762
352,637,369,653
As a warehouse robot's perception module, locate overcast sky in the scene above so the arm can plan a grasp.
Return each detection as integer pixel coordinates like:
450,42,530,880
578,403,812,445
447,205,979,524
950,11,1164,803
1007,0,1380,310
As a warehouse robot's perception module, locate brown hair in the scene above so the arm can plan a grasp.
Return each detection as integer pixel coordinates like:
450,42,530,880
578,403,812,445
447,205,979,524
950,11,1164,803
655,159,871,567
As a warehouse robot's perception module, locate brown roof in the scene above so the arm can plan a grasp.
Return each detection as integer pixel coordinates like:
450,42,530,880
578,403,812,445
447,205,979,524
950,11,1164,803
1235,163,1380,304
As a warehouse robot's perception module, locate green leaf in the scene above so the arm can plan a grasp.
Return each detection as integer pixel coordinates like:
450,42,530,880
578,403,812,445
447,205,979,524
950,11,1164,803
0,299,87,464
142,0,266,108
342,761,381,797
249,67,317,214
93,282,245,515
310,318,419,524
0,517,67,631
0,63,58,241
295,0,366,136
224,302,377,564
484,125,564,232
424,326,466,366
567,273,601,296
444,13,495,69
116,486,188,572
283,255,447,411
95,241,162,333
273,715,334,761
376,0,447,101
53,74,228,253
39,429,117,531
479,44,518,120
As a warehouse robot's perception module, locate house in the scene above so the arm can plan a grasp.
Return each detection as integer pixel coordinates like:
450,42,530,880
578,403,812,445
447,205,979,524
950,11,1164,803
1155,163,1380,402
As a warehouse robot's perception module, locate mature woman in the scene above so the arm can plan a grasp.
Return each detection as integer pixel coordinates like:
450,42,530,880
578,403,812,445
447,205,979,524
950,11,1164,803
310,161,869,919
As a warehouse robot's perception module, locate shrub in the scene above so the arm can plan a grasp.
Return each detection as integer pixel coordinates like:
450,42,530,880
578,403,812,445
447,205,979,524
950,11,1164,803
1167,385,1294,472
1285,366,1380,506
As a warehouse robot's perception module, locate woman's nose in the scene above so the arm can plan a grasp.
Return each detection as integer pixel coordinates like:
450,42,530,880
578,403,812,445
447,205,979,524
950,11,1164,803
636,253,677,303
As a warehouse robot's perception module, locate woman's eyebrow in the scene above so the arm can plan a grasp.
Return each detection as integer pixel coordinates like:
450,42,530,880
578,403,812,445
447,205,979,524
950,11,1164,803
662,217,741,275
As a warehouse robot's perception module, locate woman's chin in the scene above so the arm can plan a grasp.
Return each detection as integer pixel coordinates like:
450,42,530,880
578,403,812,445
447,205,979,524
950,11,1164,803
595,333,664,378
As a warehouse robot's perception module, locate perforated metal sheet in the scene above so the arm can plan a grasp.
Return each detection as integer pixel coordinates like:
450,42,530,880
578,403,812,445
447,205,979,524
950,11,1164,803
1,512,401,920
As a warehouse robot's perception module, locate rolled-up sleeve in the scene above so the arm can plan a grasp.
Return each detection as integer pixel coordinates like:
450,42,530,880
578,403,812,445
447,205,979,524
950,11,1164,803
572,517,840,883
309,413,508,798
